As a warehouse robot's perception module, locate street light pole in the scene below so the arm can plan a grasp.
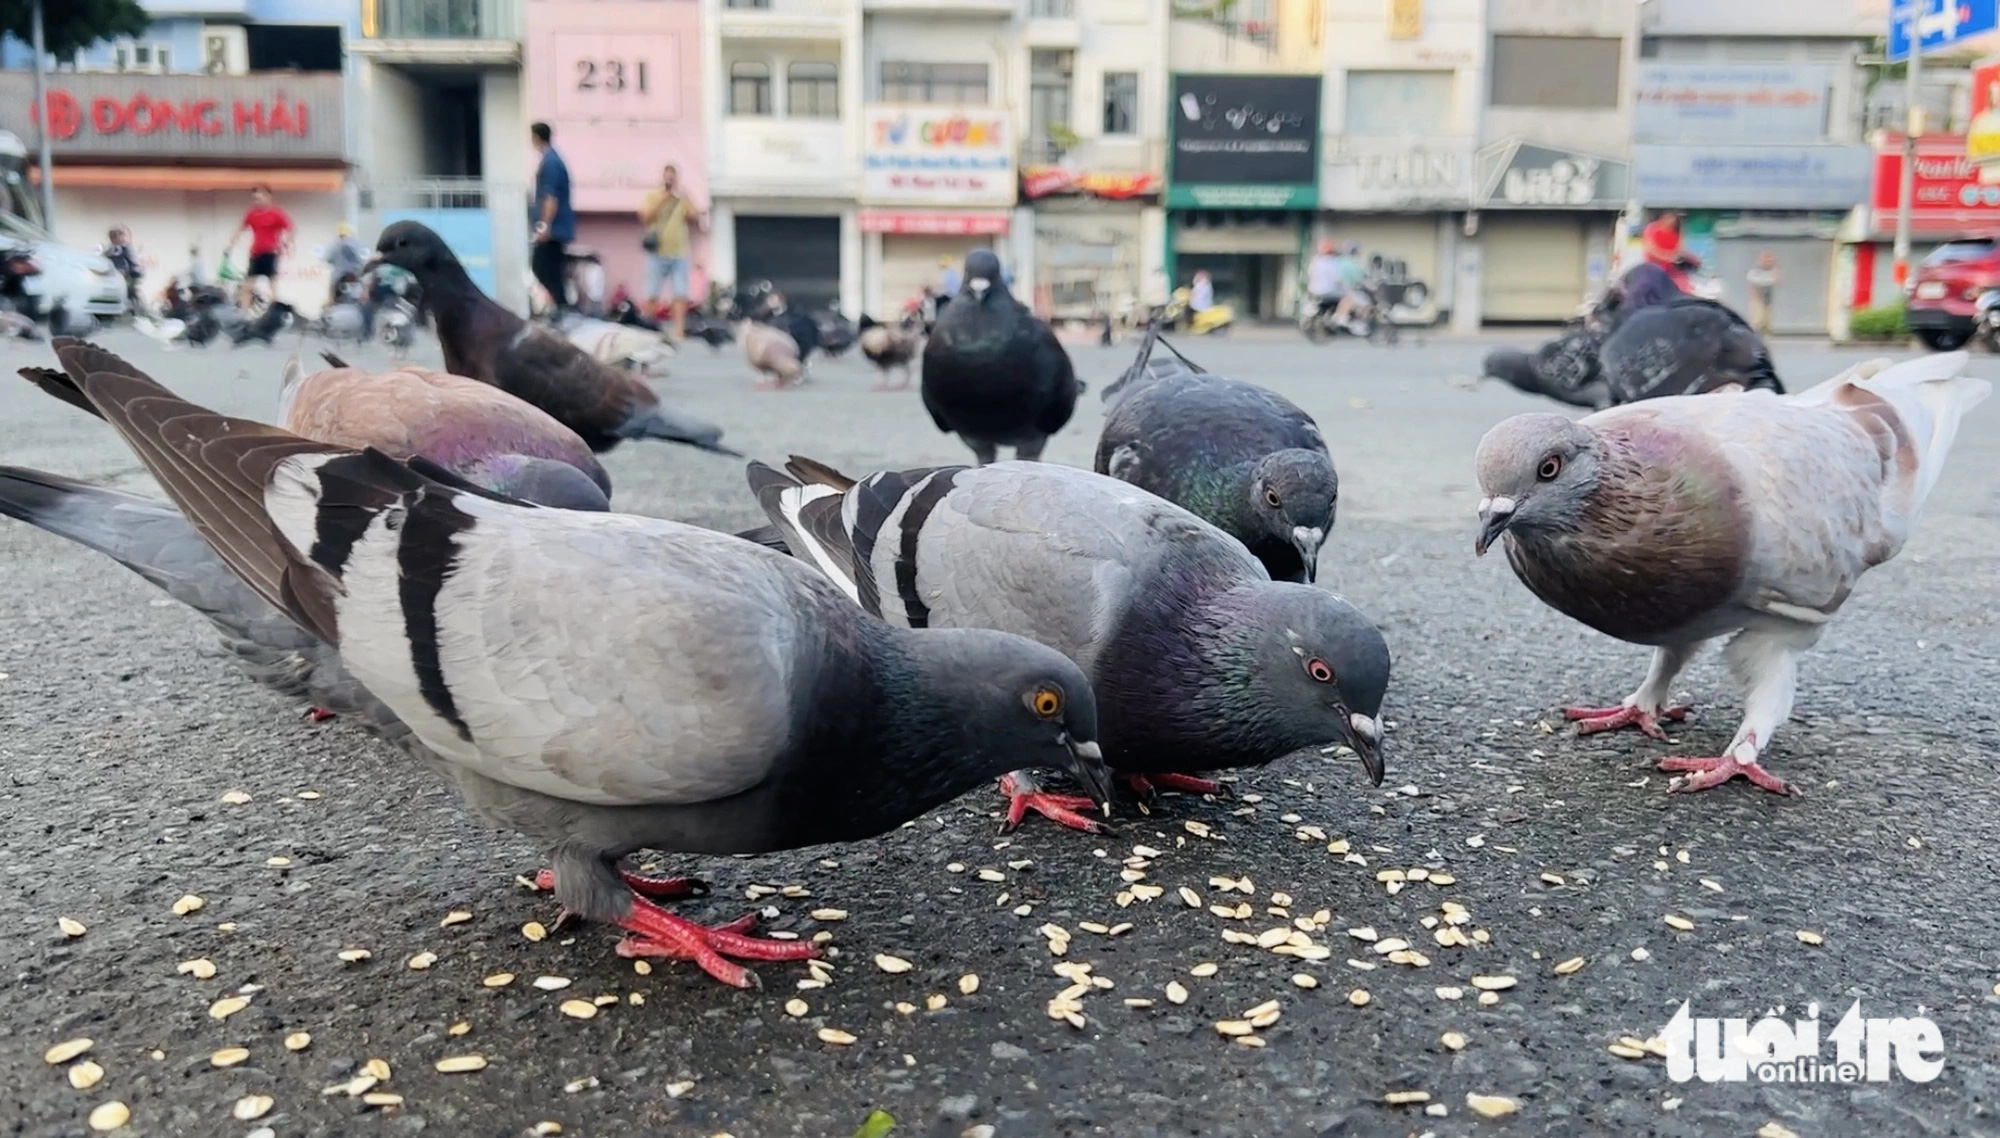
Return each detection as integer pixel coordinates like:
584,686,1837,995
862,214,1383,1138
28,0,56,231
1893,3,1924,288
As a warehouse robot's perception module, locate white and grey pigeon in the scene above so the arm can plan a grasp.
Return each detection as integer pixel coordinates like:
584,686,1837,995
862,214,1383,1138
748,456,1390,833
1096,323,1338,583
1474,351,1990,795
30,338,1113,988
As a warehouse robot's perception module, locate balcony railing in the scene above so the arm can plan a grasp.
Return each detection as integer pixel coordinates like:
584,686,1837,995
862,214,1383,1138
369,0,521,40
1029,0,1075,16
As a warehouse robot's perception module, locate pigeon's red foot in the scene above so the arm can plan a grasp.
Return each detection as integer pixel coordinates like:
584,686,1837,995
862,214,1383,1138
1125,772,1225,798
304,706,336,723
611,897,819,988
530,866,708,900
1000,772,1105,834
1659,744,1793,796
1563,703,1690,741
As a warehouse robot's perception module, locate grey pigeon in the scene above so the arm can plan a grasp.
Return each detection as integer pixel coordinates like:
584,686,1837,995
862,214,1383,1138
742,318,804,388
1096,324,1337,583
370,221,737,456
920,251,1080,465
38,338,1111,987
1483,297,1779,410
1598,298,1782,404
749,456,1389,832
1474,352,1989,795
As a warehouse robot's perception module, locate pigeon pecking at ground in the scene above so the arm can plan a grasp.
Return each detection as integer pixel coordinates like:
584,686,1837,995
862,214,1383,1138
748,456,1390,832
24,338,1113,988
1096,323,1338,583
7,349,617,725
369,221,736,456
1474,351,1990,795
857,314,921,391
742,318,805,389
920,251,1080,465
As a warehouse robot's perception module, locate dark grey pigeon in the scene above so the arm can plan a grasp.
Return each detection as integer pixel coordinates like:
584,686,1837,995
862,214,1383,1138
920,250,1080,464
1481,338,1611,410
749,456,1389,834
1096,324,1337,583
370,221,738,457
1598,298,1783,404
31,338,1113,989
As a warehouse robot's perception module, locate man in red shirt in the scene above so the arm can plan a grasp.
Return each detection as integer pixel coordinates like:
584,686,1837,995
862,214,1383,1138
1640,210,1699,293
227,184,294,309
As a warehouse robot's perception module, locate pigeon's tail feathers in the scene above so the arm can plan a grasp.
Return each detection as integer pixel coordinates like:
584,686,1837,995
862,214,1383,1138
784,455,859,492
620,401,741,457
19,365,103,420
1102,321,1204,404
1849,350,1991,518
48,337,363,644
746,461,860,604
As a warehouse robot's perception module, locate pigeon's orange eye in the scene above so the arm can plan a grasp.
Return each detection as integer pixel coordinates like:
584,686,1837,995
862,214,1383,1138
1032,688,1062,718
1264,488,1281,508
1306,658,1334,684
1537,455,1563,481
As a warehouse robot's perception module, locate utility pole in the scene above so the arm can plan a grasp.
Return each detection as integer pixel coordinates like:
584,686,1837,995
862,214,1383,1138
29,0,55,231
1893,2,1924,288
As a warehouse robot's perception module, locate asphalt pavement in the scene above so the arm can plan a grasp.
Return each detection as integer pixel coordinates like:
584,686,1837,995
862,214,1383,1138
2,326,1998,1138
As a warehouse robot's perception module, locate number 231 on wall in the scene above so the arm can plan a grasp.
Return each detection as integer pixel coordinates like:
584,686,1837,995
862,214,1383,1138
575,59,650,93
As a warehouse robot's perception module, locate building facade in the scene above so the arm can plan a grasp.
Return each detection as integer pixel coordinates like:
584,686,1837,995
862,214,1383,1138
1316,0,1482,325
704,0,861,314
1633,0,1877,335
3,0,356,311
350,0,530,309
1460,0,1637,325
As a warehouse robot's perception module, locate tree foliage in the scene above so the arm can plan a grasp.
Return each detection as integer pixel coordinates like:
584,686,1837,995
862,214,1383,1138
0,0,151,62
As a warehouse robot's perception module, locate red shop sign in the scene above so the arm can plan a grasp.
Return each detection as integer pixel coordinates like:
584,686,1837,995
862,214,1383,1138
859,210,1012,235
33,88,313,142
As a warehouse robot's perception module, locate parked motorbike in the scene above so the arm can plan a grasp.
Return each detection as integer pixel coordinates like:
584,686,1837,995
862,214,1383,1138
1158,287,1235,336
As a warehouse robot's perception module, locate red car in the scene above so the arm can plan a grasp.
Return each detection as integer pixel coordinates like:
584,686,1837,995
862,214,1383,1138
1905,237,2000,350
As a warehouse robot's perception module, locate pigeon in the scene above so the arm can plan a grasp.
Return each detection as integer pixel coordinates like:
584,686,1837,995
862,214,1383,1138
562,314,676,375
1481,336,1611,410
685,310,735,351
1474,352,1990,795
8,349,616,727
742,319,804,388
920,251,1080,465
1096,324,1337,583
815,311,858,358
370,221,735,456
748,456,1390,832
1483,295,1780,410
857,314,920,390
32,338,1113,987
278,352,611,508
180,307,223,348
1597,298,1783,404
230,301,297,346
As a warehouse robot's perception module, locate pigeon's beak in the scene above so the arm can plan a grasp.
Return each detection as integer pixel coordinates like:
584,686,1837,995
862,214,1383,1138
1290,526,1325,583
1474,496,1516,557
1060,733,1116,815
1341,712,1385,786
969,278,990,300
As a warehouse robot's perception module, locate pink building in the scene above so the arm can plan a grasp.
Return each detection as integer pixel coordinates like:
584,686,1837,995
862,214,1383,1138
525,0,709,309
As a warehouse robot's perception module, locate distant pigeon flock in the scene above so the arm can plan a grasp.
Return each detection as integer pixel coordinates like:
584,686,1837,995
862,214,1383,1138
0,230,1987,994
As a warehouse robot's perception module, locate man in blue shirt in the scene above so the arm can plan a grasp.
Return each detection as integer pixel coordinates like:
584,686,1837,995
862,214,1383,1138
529,121,576,317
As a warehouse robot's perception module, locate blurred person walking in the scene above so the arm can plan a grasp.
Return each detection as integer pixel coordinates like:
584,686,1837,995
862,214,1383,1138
1745,251,1780,335
638,163,705,340
225,184,294,311
529,122,577,318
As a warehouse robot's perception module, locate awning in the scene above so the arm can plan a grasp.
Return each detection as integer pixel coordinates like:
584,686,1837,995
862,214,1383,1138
30,166,347,193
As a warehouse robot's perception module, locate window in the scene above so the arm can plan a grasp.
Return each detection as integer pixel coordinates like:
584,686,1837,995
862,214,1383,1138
245,25,342,72
111,39,171,74
725,0,772,6
1030,50,1073,142
1102,71,1138,135
880,61,990,105
1343,70,1452,136
730,61,772,115
1029,0,1075,15
1490,36,1622,109
788,61,838,118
